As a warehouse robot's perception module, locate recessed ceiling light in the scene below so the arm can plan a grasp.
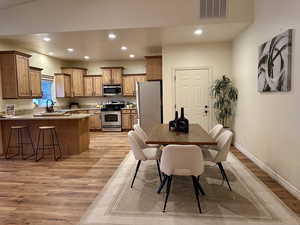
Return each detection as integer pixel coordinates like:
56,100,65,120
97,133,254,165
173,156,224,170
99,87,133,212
48,52,54,56
129,54,135,58
67,48,74,52
43,37,51,42
108,33,117,39
84,56,90,60
121,46,128,51
194,29,203,35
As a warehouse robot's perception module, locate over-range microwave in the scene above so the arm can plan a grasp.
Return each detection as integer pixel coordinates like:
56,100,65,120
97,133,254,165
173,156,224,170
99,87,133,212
103,85,122,96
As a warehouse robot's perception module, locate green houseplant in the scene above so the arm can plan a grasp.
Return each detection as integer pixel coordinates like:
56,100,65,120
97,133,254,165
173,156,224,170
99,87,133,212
211,75,238,128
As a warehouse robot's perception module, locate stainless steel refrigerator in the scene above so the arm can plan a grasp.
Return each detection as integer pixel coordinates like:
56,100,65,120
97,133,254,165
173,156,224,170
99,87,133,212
136,81,163,134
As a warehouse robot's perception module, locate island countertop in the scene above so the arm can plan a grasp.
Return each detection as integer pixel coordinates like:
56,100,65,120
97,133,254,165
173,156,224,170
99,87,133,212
0,113,91,121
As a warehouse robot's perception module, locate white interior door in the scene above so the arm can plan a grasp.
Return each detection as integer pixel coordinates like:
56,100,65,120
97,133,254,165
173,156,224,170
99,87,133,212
175,69,210,132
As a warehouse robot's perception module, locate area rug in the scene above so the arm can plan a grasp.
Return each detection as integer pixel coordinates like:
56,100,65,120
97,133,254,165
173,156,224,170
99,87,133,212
79,152,300,225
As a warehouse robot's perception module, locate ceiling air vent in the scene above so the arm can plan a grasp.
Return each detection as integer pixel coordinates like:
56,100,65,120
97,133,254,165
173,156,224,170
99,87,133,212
200,0,227,18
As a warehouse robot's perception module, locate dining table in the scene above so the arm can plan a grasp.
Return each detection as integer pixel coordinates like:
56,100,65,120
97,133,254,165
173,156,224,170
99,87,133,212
145,124,217,146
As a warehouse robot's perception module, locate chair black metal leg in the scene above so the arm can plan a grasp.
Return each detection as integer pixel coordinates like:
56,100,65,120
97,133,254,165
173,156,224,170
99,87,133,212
156,160,162,183
131,160,141,188
217,162,232,191
5,128,13,159
192,176,202,214
19,129,25,160
50,129,57,161
24,127,35,160
163,175,172,212
194,176,205,196
35,129,41,162
157,175,168,194
53,129,62,159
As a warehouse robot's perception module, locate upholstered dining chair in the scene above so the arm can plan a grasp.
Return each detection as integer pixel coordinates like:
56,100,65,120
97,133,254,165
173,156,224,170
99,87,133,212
133,124,160,148
128,131,162,188
202,130,233,191
200,124,223,150
208,124,224,139
159,145,205,214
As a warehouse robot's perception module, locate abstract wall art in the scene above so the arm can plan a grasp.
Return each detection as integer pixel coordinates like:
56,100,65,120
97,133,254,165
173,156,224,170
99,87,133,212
258,29,292,92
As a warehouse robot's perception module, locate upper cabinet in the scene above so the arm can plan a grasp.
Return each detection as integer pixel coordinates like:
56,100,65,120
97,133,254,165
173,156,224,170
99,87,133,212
123,74,146,96
0,51,43,99
61,67,87,97
101,67,123,85
83,75,103,97
55,73,72,98
29,66,43,98
145,56,162,81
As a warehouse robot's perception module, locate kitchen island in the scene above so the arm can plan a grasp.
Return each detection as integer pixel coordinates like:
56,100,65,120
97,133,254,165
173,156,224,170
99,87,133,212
0,113,90,156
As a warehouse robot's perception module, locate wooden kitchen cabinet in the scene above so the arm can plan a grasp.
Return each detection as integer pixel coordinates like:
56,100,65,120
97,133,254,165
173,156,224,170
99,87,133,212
0,51,33,99
84,75,103,97
122,74,146,96
145,56,162,81
122,109,137,130
61,67,87,97
88,110,101,130
29,66,43,98
55,73,72,98
101,67,124,84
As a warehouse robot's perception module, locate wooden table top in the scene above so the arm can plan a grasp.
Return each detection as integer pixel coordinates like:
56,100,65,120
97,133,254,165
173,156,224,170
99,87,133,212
146,124,217,145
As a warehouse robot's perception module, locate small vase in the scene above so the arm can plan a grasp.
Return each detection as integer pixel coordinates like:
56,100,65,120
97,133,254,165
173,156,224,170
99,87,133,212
169,111,178,131
176,107,189,133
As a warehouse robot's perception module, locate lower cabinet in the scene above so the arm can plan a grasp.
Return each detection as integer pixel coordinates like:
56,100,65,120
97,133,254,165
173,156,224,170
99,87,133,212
122,109,137,130
88,110,102,130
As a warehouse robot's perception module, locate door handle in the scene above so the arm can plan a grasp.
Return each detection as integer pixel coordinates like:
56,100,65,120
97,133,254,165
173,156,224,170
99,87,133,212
204,110,208,114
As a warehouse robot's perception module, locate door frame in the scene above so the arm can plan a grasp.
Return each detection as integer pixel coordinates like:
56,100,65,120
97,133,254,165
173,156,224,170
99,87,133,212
172,66,214,131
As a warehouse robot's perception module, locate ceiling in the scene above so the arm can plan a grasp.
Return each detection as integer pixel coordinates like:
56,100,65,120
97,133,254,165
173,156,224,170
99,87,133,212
0,0,37,9
0,23,249,61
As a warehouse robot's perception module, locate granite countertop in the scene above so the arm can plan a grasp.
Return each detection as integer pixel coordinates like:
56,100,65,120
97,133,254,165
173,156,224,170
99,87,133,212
0,113,91,121
58,108,100,112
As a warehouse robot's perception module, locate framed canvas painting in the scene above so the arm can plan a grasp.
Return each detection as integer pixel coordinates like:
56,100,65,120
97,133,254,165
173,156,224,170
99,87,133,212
258,29,292,92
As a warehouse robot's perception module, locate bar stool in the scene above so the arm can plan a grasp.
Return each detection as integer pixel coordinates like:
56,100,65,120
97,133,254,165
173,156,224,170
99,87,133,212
35,126,63,162
5,126,35,160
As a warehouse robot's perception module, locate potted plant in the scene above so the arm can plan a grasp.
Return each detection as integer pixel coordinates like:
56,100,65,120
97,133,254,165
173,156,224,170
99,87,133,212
211,75,238,128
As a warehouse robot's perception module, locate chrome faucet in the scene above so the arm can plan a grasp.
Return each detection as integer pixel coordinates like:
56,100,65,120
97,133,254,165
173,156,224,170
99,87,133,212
46,99,54,113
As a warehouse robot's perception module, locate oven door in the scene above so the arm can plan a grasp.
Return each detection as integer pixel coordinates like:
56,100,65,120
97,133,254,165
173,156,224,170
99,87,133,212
103,85,122,96
102,111,121,126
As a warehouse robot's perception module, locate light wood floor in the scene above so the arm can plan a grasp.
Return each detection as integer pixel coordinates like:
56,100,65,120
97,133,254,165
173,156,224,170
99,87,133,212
0,132,299,225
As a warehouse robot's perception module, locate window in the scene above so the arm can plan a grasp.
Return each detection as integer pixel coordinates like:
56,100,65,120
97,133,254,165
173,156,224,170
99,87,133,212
33,79,53,107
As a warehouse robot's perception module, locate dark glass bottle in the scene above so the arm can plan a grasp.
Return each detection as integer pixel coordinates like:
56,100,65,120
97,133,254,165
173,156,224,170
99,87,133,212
176,107,189,133
169,111,178,131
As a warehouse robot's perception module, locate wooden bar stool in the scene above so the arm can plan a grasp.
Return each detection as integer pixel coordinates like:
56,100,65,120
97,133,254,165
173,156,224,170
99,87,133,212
35,126,63,162
5,126,35,160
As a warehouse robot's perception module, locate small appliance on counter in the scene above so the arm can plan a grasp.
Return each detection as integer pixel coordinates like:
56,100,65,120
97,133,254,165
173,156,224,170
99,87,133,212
69,102,80,109
101,101,125,132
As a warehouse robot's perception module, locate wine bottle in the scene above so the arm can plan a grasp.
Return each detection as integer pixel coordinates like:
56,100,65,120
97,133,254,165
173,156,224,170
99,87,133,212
169,111,178,131
176,107,189,133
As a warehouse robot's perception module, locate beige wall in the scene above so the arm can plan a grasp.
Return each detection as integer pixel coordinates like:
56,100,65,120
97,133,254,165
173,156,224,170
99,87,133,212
232,0,300,196
162,42,232,123
65,59,145,75
0,41,69,111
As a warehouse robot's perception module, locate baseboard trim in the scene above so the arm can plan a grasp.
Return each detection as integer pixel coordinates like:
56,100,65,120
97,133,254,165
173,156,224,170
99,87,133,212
234,142,300,200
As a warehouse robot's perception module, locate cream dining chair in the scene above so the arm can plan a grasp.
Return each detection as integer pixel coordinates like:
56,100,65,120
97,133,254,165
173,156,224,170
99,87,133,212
202,130,233,191
209,124,224,139
159,145,205,214
128,131,162,188
133,124,160,148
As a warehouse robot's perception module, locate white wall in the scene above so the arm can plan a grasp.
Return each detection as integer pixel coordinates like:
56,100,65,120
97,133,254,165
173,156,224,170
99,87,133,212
232,0,300,196
162,42,232,123
0,41,69,111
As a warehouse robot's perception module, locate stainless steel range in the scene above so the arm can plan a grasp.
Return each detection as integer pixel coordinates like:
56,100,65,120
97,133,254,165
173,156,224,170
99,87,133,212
101,102,125,132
